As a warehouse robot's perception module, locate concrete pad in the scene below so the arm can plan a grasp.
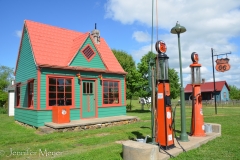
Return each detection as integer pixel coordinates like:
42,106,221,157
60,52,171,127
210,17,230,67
123,123,221,160
45,115,139,129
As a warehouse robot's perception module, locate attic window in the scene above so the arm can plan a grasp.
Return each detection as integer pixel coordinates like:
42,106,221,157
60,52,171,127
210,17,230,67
81,45,96,61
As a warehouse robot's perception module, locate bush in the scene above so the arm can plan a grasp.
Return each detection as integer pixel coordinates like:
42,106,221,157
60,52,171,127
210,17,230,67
132,96,139,100
0,105,7,114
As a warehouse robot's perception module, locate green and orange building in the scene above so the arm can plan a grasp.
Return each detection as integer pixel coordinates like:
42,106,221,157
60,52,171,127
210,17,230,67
14,20,127,127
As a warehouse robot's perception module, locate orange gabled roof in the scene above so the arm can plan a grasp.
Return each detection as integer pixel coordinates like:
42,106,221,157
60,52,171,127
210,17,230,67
15,20,126,74
25,20,82,66
95,38,125,73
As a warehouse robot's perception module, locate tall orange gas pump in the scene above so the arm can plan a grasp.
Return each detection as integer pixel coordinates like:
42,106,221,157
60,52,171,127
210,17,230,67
190,52,206,137
155,40,175,149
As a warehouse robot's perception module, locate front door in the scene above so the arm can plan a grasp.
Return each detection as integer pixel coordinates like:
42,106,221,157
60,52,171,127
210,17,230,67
82,80,95,118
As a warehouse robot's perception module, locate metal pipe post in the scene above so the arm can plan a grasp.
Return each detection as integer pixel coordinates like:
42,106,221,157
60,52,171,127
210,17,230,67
211,48,217,114
177,34,189,142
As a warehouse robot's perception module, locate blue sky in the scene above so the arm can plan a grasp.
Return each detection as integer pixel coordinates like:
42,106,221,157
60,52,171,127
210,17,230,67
1,0,240,88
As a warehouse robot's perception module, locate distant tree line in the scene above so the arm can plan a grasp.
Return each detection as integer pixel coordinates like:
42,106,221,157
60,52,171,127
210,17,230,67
229,85,240,100
0,65,14,107
112,49,180,110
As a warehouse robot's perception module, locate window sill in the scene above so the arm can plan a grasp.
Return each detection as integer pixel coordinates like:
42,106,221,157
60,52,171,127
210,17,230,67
101,104,123,107
46,106,74,110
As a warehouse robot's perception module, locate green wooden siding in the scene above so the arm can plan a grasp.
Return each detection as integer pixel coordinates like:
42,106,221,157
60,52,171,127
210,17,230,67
98,106,126,118
15,108,80,127
75,78,80,108
70,109,80,120
15,108,52,127
70,37,105,69
15,27,37,109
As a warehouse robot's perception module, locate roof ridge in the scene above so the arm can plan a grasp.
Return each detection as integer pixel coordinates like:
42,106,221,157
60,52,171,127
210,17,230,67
24,19,83,34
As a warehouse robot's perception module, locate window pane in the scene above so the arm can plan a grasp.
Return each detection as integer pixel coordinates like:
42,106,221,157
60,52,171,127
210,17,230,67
114,92,119,97
65,79,71,85
49,78,56,85
83,82,86,94
29,82,33,92
90,83,93,93
49,93,56,98
57,79,64,85
103,99,109,104
65,86,71,92
57,86,64,92
103,93,108,98
57,93,64,99
103,81,108,86
66,99,72,105
86,82,90,93
49,100,56,106
114,99,119,103
104,87,108,93
57,99,64,106
109,82,113,87
109,93,113,98
65,93,71,98
114,82,118,87
109,99,114,104
49,86,56,91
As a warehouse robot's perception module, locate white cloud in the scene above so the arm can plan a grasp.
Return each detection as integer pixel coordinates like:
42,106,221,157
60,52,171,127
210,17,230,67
15,30,22,38
132,31,150,42
105,0,240,88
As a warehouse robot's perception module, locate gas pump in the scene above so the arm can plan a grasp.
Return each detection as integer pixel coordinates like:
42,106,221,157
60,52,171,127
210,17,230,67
190,52,206,137
155,40,175,149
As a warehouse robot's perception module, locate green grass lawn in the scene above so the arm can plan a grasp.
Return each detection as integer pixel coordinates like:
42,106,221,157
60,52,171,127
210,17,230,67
0,100,240,160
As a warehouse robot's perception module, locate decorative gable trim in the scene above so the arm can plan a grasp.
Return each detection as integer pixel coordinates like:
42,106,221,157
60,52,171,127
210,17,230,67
68,34,108,70
88,35,108,70
81,44,96,62
67,33,89,66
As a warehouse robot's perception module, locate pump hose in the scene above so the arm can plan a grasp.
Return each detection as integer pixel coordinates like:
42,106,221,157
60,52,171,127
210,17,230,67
158,143,175,158
155,102,175,158
172,104,186,152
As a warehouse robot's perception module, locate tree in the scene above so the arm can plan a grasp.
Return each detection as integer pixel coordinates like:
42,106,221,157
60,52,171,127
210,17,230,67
0,65,14,107
112,49,141,110
229,85,240,100
168,68,180,99
137,51,156,99
137,51,180,99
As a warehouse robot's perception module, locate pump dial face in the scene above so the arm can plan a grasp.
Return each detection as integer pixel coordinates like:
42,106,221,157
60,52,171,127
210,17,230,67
155,40,167,54
191,52,199,63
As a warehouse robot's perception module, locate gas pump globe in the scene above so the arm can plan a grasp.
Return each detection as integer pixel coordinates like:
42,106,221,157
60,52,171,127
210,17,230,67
190,52,201,84
155,40,169,81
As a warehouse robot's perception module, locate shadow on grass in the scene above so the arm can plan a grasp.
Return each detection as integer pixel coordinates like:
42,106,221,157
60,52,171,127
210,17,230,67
120,151,123,159
127,109,151,113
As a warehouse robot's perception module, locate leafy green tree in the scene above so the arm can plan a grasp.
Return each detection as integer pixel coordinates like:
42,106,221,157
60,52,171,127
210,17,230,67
112,49,141,110
229,85,240,100
0,65,14,107
137,51,156,99
168,68,180,99
137,51,180,99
